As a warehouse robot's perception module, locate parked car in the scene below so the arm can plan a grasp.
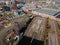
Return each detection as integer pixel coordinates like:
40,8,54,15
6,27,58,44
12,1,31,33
18,11,24,15
0,14,3,18
17,6,23,10
2,6,11,11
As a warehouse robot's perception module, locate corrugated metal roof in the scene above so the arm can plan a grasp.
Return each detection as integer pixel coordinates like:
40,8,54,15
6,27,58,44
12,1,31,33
55,1,60,4
35,8,60,16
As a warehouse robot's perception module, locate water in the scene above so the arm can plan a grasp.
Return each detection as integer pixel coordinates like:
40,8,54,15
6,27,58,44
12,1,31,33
17,36,44,45
19,18,33,34
17,18,33,45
